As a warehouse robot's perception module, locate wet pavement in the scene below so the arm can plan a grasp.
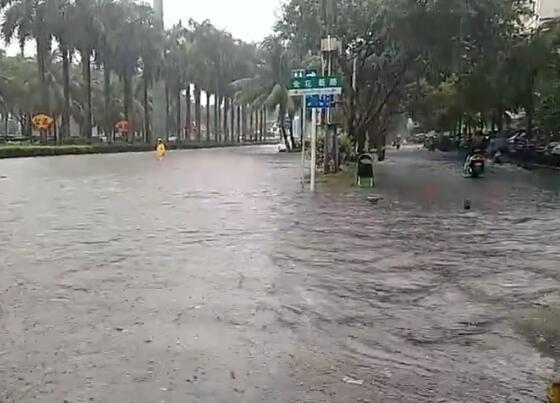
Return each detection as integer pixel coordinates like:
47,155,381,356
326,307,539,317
1,147,560,402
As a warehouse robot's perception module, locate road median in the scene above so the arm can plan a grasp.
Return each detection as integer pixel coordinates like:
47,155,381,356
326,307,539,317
0,142,273,159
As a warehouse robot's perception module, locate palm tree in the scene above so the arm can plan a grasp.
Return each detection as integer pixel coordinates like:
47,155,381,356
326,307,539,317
2,0,53,115
95,0,124,141
188,19,213,141
112,1,153,138
164,22,191,141
70,0,103,137
45,0,72,140
193,84,201,141
136,15,164,143
232,36,294,149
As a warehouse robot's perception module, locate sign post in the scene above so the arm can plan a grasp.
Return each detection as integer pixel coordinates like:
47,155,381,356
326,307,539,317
32,114,54,144
288,74,342,192
301,96,306,187
310,108,317,192
293,69,318,188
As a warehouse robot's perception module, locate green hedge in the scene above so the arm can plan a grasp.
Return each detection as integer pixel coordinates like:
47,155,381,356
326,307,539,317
0,145,93,158
0,141,275,159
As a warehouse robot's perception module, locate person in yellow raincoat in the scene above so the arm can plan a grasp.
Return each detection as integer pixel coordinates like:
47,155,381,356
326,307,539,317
155,138,167,158
549,382,560,403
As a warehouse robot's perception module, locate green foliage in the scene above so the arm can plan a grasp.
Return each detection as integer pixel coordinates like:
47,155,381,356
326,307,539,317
0,0,259,142
4,0,560,147
274,0,560,147
231,36,297,148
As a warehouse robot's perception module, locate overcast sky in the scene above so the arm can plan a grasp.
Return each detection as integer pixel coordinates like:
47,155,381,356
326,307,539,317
2,0,280,55
162,0,279,42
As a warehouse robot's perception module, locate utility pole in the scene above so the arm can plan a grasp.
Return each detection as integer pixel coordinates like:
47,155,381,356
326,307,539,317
320,0,340,173
154,0,163,25
321,36,340,173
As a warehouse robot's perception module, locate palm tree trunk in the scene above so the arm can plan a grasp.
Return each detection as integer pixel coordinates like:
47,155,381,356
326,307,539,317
185,85,191,140
143,76,150,143
194,84,201,142
176,87,181,140
264,108,267,141
206,91,211,142
26,113,32,141
103,64,112,142
53,116,58,143
123,75,134,141
223,96,228,142
61,47,70,142
255,107,259,142
279,109,289,149
289,117,295,147
262,108,266,142
165,81,170,140
81,50,92,138
242,105,247,142
230,99,235,143
213,94,219,142
236,105,241,142
4,113,9,141
249,106,254,141
36,38,49,114
257,108,261,142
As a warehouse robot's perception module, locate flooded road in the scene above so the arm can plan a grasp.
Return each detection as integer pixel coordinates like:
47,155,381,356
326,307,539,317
1,147,560,402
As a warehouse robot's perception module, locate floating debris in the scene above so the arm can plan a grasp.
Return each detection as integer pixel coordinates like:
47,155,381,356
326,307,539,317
342,376,364,385
367,195,383,205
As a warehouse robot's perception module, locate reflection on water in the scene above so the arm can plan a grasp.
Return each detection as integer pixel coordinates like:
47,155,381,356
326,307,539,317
0,148,559,402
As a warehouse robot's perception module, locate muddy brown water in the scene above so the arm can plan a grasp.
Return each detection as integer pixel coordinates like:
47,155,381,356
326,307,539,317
1,147,560,402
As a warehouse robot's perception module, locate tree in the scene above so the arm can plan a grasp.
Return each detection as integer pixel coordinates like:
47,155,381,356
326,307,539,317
275,0,536,152
45,0,72,141
111,1,154,139
232,36,294,149
2,0,52,114
139,17,164,143
95,0,124,141
70,0,103,137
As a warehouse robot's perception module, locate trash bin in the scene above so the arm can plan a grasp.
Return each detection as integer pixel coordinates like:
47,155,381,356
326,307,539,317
357,153,375,187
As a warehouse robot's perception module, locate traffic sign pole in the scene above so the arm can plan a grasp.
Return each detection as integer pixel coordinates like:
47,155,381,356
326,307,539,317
301,95,306,188
310,107,317,192
288,72,341,192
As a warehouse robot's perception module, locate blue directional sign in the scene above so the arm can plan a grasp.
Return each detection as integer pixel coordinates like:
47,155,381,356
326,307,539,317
306,94,335,109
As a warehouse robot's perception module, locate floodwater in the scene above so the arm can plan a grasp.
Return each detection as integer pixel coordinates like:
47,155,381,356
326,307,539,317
1,147,560,402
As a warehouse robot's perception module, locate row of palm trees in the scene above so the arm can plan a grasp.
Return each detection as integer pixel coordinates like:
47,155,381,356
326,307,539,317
0,0,295,144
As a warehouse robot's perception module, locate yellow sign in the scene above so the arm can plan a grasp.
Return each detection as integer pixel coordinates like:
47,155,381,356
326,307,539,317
32,114,54,130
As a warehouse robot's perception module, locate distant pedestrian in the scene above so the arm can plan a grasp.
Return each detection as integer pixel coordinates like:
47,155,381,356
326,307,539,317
156,138,167,158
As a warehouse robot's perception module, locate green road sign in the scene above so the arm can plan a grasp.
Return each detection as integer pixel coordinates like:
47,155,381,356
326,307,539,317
289,75,342,90
288,75,342,96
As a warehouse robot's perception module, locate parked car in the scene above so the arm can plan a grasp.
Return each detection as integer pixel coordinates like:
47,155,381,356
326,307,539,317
545,142,560,156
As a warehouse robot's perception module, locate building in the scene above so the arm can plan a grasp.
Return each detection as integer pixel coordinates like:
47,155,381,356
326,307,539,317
535,0,560,23
153,0,164,28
